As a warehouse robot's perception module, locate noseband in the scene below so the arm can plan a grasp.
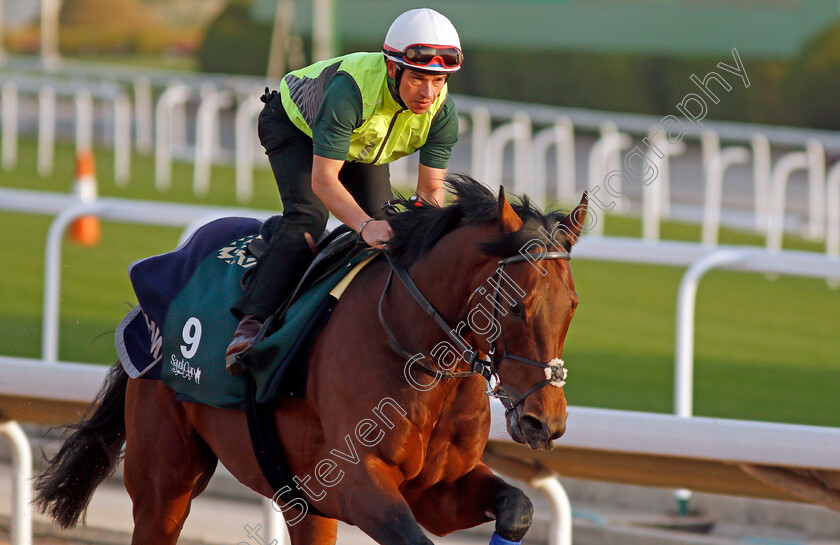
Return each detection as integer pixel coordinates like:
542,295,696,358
378,250,571,415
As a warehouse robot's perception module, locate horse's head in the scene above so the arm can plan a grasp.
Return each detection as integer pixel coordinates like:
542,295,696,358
386,178,587,450
471,188,588,450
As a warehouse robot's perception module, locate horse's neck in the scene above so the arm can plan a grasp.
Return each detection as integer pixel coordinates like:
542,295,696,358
308,228,492,435
417,225,487,303
387,225,494,367
384,228,494,442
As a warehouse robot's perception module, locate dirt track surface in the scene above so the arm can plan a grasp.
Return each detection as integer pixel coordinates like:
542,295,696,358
0,517,215,545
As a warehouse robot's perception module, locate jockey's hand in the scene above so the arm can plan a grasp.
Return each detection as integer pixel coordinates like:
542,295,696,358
361,220,394,250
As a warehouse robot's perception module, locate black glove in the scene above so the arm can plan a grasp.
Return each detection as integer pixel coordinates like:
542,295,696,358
260,87,279,104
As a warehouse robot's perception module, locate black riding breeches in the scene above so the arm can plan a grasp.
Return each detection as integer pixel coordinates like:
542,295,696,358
231,94,392,319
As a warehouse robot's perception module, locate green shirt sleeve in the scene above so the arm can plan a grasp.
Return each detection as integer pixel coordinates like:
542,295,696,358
311,74,363,160
419,94,459,169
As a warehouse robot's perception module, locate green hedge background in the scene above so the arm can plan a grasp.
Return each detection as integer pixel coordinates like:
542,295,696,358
197,4,840,131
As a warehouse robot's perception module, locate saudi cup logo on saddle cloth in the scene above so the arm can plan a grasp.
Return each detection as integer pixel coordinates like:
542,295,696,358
216,234,259,269
170,354,201,384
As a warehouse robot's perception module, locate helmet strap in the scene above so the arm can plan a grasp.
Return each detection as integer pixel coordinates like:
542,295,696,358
386,62,452,109
387,65,407,108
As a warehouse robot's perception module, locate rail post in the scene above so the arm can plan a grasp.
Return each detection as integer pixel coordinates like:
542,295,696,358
643,128,685,241
470,106,491,183
114,92,132,186
751,134,771,233
530,473,572,545
37,86,56,176
805,139,826,240
74,89,94,154
701,146,750,246
235,94,263,203
533,116,575,207
264,497,291,545
194,84,232,197
485,111,531,193
0,420,33,545
587,123,630,235
2,83,18,171
589,122,630,215
155,83,191,191
675,249,749,418
133,76,154,154
827,161,840,260
767,152,809,251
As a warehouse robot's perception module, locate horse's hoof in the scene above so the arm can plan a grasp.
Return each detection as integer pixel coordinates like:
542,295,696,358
494,488,533,542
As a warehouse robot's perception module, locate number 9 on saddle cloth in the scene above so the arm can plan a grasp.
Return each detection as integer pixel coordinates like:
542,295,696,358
116,216,376,409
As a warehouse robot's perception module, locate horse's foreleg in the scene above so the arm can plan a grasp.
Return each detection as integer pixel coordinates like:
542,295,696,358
124,380,218,545
330,459,433,545
285,512,338,545
407,463,533,542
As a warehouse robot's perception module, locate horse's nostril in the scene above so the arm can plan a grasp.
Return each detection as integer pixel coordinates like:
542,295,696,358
520,414,545,435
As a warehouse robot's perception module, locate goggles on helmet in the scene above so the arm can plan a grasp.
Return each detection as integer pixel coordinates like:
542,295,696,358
393,44,463,69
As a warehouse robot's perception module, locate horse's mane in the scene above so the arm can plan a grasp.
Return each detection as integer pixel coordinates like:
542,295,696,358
386,174,571,267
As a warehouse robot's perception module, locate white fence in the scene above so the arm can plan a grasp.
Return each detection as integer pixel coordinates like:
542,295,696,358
2,189,840,545
4,56,840,256
1,74,131,180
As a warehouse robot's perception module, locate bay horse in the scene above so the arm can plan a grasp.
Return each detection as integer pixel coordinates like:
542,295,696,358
34,176,588,545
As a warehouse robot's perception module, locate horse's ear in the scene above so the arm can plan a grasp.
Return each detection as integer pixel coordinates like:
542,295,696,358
557,191,589,246
498,186,523,233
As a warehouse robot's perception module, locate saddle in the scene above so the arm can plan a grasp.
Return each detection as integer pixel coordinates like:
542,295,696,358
255,224,360,304
245,222,367,345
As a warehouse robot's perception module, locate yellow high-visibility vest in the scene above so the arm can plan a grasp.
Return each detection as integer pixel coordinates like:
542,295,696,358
280,52,448,164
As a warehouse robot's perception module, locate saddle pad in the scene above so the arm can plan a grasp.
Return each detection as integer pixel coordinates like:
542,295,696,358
117,215,379,410
161,248,378,409
116,217,262,380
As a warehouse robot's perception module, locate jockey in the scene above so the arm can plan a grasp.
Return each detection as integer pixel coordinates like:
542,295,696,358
226,8,463,374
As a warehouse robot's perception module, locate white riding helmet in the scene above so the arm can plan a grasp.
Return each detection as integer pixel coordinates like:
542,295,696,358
382,8,463,74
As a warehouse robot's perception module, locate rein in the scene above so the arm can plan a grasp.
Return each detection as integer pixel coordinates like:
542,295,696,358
379,249,571,415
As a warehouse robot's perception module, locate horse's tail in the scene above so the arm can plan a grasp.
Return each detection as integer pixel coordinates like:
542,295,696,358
33,362,128,529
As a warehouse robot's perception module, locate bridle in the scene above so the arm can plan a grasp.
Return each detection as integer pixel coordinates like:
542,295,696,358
378,250,571,415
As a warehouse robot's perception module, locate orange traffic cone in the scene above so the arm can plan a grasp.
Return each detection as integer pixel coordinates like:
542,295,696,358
70,151,101,246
